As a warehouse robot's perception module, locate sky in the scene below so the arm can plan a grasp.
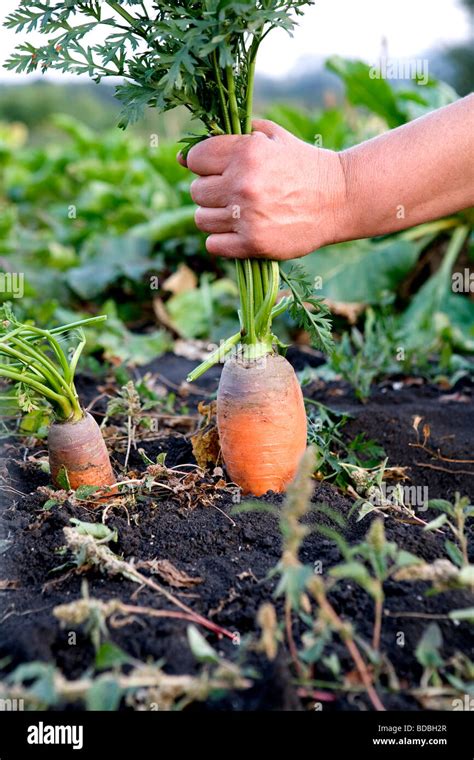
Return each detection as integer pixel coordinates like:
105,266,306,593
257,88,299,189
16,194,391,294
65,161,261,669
0,0,470,81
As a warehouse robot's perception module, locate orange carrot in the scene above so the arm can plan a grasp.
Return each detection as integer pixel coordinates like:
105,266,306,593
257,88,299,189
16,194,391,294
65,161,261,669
48,412,115,491
217,353,307,496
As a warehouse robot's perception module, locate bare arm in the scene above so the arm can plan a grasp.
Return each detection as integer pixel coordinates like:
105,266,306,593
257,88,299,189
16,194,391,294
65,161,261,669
183,95,474,260
339,95,474,242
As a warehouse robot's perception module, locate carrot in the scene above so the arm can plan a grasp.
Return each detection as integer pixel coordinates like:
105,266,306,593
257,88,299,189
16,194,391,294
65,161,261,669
48,411,115,490
217,353,307,496
0,307,115,495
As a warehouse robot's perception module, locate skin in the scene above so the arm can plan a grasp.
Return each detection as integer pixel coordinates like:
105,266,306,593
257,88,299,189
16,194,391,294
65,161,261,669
217,354,307,495
180,95,474,260
48,411,115,491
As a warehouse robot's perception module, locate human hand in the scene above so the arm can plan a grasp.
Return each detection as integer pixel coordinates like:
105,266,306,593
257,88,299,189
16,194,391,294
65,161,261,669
180,119,347,260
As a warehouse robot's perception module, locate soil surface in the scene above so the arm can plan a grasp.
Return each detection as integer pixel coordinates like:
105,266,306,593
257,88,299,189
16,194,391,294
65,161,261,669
0,351,473,711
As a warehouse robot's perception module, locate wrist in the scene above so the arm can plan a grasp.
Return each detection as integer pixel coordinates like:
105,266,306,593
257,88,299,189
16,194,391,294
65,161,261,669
311,147,358,249
330,148,360,245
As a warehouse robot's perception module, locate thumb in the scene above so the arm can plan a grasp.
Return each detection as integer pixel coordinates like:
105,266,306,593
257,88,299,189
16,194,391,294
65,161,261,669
251,119,289,141
176,150,188,168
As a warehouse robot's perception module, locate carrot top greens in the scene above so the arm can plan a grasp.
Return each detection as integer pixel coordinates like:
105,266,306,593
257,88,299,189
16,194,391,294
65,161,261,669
6,1,333,378
0,305,106,422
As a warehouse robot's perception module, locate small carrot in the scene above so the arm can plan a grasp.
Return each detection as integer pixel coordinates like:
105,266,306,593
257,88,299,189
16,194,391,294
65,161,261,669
217,353,307,496
0,307,115,495
48,411,115,490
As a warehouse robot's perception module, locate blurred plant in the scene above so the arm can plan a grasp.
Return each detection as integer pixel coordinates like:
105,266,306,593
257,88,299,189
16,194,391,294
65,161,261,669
305,399,385,487
424,493,474,568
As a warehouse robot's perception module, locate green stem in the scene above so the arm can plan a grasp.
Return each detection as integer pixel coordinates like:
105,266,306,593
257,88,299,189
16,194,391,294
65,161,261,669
235,259,249,338
105,1,141,31
261,261,270,293
252,260,264,312
6,324,70,378
186,332,241,383
243,259,256,343
186,332,242,383
400,218,459,241
213,51,232,135
244,42,259,135
0,367,75,420
8,336,71,396
225,66,242,134
48,315,107,334
255,261,280,336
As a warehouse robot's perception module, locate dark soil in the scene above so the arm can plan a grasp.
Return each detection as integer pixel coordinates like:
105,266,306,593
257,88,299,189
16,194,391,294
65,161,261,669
0,352,473,712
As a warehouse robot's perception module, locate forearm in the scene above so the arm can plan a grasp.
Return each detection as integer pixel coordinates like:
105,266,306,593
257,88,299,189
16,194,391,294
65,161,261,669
337,95,474,243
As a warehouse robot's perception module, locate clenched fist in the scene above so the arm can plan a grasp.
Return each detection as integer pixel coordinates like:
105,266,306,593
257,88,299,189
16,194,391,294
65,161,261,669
179,96,474,259
180,119,347,260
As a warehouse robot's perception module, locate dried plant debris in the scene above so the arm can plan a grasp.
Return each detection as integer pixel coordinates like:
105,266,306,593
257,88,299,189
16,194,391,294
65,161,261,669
0,645,250,711
191,401,221,470
395,559,474,592
62,527,234,641
135,559,202,589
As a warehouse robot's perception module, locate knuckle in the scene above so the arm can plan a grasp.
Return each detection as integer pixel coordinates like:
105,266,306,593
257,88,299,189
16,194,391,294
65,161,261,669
189,178,201,203
237,179,259,202
194,206,205,229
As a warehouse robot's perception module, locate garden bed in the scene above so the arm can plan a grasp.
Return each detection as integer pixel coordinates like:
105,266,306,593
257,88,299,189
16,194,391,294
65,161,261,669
0,352,473,711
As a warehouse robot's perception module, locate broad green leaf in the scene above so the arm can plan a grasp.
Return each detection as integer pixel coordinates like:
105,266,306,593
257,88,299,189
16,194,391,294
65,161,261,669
303,237,425,305
67,235,153,299
326,56,408,128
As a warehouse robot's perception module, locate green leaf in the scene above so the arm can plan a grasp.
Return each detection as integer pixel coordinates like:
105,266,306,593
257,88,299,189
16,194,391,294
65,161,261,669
396,550,423,568
329,561,370,584
274,564,314,609
187,625,220,664
74,485,100,500
69,518,117,543
448,607,474,623
56,465,71,491
445,540,464,568
357,502,380,521
428,499,454,514
326,56,408,129
303,237,425,305
66,235,153,299
423,514,448,531
86,676,122,711
95,642,131,671
42,499,59,511
415,623,444,669
400,226,470,349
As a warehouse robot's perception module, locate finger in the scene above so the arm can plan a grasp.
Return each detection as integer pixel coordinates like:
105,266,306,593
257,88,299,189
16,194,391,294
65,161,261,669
195,207,235,234
176,151,187,168
190,176,227,207
251,119,288,141
206,233,247,259
187,134,243,176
